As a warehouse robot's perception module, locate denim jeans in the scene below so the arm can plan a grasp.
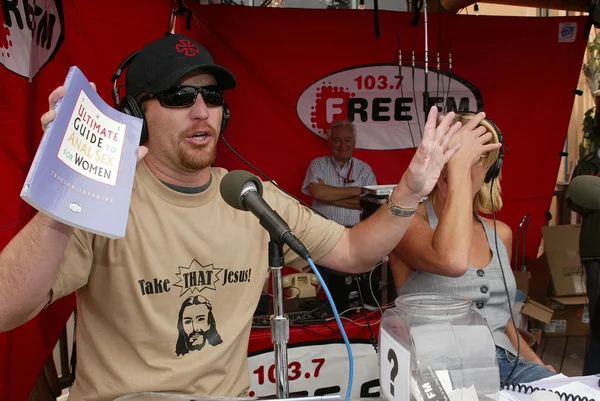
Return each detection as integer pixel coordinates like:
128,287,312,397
583,260,600,375
496,347,556,384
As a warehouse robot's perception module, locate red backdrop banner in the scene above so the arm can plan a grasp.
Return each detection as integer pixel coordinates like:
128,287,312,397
0,1,587,398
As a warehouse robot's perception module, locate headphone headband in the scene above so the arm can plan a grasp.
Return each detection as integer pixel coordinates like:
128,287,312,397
111,50,141,108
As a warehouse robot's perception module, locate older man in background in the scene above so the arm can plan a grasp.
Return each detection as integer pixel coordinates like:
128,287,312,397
303,120,377,228
303,120,377,285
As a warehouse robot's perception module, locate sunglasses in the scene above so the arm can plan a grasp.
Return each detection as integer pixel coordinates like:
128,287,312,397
141,85,224,108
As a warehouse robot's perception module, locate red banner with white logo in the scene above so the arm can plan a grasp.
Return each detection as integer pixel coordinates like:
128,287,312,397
0,0,588,398
198,6,587,264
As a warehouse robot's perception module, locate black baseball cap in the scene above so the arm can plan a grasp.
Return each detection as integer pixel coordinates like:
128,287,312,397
125,33,236,98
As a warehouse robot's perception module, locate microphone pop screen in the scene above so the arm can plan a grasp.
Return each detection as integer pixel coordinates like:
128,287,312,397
220,170,263,211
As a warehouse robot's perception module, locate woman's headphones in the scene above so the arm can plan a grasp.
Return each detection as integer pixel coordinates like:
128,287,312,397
111,50,230,145
483,117,504,184
455,111,504,184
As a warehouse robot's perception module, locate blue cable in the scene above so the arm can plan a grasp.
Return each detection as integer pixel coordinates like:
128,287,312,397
306,257,354,401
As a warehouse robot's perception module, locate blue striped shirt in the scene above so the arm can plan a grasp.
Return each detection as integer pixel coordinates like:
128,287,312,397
302,156,377,227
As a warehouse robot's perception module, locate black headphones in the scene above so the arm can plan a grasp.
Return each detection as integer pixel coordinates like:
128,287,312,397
484,117,504,184
111,50,230,145
455,111,504,184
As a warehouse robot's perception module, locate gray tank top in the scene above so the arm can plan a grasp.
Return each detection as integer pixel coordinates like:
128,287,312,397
397,199,518,355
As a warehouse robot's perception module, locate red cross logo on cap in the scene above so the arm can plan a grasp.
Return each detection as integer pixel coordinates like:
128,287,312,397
176,39,199,56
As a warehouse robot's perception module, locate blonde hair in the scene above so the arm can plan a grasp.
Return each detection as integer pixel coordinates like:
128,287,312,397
432,112,503,214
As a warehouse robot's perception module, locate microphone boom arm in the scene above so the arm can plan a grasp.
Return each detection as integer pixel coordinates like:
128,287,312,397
240,182,311,260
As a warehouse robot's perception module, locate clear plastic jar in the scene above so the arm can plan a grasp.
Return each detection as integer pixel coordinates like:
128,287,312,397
380,293,499,401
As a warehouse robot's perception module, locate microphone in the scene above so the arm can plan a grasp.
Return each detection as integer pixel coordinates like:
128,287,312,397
220,170,311,260
567,175,600,210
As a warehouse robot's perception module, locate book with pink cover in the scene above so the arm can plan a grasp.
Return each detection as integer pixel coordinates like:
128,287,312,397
21,66,143,239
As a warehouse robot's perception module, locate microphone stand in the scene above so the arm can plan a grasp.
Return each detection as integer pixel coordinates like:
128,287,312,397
221,172,342,401
267,239,342,401
269,239,290,398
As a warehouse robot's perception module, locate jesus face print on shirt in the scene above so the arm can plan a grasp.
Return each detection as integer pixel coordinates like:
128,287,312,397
175,295,222,356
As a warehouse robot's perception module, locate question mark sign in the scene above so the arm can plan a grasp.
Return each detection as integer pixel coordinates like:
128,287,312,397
387,349,399,397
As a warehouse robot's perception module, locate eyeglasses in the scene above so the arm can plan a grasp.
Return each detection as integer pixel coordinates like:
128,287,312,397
141,85,224,108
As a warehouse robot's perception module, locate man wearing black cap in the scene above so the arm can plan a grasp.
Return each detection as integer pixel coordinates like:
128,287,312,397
123,33,236,181
0,33,471,400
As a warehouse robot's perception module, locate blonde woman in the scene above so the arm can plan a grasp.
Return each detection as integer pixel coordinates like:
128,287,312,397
389,112,556,383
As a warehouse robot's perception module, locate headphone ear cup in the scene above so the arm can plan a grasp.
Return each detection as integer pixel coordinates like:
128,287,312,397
120,95,148,145
485,144,504,183
485,162,499,184
221,103,230,134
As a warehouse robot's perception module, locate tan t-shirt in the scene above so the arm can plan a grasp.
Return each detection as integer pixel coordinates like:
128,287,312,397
51,161,345,401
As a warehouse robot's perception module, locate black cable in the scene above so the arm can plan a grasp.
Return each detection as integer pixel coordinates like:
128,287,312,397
411,0,424,26
354,275,378,353
439,71,446,114
435,46,441,106
411,36,423,139
373,0,380,38
436,0,446,113
255,321,340,337
220,134,328,219
443,39,453,114
290,301,331,324
500,382,595,401
490,179,520,385
291,323,339,336
397,34,416,149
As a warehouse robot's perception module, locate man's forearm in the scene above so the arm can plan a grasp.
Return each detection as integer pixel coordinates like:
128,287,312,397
308,182,361,203
331,196,361,210
318,179,422,273
0,213,73,331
